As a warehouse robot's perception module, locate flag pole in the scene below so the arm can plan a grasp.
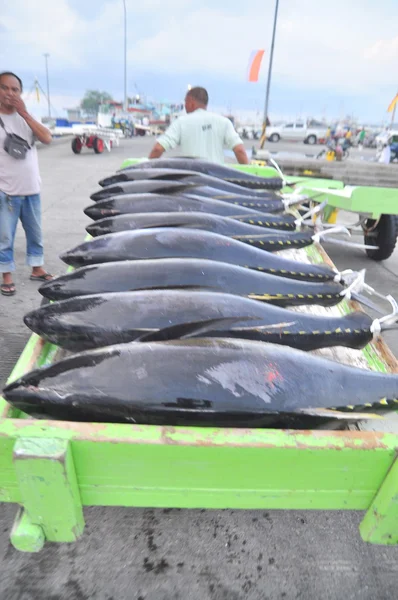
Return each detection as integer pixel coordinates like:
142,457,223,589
259,0,280,149
391,92,398,127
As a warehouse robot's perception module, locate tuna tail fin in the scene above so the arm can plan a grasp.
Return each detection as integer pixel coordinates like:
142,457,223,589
136,316,257,342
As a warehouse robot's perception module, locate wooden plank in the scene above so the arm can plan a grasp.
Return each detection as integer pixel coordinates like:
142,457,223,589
0,420,395,513
360,454,398,545
10,508,45,553
13,437,85,544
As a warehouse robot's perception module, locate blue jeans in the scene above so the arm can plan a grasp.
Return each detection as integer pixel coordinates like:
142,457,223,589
0,192,44,273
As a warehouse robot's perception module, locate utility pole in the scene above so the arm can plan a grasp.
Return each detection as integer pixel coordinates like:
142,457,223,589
259,0,280,149
43,53,51,119
123,0,127,112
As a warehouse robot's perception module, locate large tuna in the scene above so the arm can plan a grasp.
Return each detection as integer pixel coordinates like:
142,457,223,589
119,158,284,190
84,194,293,221
39,258,344,307
3,339,397,427
60,228,337,283
90,182,285,212
99,168,282,198
85,212,297,238
24,289,376,353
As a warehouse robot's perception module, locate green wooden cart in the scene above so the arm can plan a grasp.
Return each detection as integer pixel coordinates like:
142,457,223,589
1,162,397,553
234,163,398,261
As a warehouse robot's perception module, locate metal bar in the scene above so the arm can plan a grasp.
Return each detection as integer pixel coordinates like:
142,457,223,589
259,0,280,148
123,0,127,112
43,53,51,119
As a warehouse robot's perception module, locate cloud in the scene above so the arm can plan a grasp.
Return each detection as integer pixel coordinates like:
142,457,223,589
365,36,398,62
127,0,398,94
1,0,397,121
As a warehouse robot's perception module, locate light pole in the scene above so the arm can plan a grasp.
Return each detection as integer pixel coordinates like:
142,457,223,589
123,0,127,112
43,53,51,119
260,0,280,149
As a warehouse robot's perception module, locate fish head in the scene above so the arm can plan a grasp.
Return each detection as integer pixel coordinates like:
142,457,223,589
39,276,67,299
23,304,64,338
3,373,62,417
86,222,109,237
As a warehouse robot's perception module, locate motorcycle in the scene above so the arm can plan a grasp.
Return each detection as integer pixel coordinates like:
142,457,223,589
316,137,350,161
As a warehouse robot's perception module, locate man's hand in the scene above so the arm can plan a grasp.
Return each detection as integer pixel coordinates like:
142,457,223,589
10,98,52,145
9,97,29,119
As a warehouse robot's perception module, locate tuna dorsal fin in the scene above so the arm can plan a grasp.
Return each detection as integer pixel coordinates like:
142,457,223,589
136,316,257,342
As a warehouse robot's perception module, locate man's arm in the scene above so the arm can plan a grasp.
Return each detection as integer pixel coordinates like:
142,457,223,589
148,119,181,159
223,119,248,164
233,143,249,164
149,142,166,159
11,98,52,145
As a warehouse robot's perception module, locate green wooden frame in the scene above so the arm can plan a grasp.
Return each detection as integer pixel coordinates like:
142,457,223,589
0,159,397,552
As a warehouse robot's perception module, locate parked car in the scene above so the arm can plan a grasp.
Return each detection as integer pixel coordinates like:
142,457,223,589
266,121,327,144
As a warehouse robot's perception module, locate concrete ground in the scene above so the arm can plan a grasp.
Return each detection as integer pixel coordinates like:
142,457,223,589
1,136,398,600
248,139,379,162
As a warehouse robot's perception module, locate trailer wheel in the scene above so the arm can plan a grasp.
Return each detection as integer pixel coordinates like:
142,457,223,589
364,215,398,261
93,137,104,154
72,137,82,154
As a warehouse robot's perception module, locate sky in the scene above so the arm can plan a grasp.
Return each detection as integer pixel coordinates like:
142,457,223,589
1,0,397,124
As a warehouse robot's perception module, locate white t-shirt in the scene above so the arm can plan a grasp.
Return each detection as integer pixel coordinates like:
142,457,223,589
0,112,41,196
157,109,243,164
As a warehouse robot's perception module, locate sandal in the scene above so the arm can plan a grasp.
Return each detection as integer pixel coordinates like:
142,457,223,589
1,282,16,296
30,272,54,282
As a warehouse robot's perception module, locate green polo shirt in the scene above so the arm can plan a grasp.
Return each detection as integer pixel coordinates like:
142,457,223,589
157,109,243,164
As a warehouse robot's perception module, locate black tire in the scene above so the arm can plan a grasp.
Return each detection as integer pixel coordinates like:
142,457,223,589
71,138,82,154
364,215,398,261
269,133,280,142
306,135,317,145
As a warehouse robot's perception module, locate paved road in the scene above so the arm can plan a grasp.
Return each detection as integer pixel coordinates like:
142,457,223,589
245,139,378,163
1,136,398,600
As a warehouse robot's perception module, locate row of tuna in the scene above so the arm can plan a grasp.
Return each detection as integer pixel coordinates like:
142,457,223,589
4,157,398,428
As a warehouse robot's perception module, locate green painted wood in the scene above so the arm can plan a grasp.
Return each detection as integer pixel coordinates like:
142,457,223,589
10,508,45,552
13,437,85,543
360,454,398,545
0,420,396,515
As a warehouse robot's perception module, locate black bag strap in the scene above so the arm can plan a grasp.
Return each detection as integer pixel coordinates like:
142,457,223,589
0,117,7,133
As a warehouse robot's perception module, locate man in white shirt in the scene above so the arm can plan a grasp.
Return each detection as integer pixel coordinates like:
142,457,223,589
149,87,249,165
0,72,52,296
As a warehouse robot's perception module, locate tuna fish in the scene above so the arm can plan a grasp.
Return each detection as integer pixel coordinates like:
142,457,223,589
24,289,376,353
119,158,284,190
39,258,344,306
99,168,282,198
91,182,284,211
60,228,338,283
4,338,397,427
85,212,301,239
84,194,291,220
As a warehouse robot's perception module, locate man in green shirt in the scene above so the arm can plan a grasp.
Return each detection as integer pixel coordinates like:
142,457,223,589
149,87,249,164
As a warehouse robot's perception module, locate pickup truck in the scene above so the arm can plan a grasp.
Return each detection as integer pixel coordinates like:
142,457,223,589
266,121,327,144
